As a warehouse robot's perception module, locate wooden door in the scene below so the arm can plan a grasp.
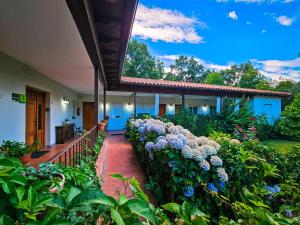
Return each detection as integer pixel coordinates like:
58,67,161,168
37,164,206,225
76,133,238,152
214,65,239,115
83,102,95,131
159,104,166,116
175,105,182,115
26,88,46,148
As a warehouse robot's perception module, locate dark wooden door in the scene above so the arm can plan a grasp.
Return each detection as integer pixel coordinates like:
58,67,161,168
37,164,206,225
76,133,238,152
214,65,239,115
26,88,46,148
83,102,95,131
159,104,166,116
175,105,182,115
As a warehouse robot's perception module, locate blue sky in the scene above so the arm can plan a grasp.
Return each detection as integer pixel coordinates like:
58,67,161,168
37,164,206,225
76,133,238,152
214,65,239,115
131,0,300,81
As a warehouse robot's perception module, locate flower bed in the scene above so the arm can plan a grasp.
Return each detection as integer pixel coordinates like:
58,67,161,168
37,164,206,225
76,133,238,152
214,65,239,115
127,119,237,202
127,118,300,224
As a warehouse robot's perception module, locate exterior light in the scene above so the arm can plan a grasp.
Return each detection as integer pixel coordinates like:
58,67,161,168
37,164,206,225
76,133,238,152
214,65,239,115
62,96,70,104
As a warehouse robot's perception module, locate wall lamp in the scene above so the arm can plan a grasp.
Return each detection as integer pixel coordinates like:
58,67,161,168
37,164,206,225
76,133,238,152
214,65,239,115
62,96,70,104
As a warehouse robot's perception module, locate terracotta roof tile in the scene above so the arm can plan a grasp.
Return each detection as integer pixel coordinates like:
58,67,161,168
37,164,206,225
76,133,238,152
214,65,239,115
121,77,290,97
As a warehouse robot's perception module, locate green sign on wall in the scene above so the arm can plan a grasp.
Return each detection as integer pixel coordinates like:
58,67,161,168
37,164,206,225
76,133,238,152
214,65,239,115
12,93,26,103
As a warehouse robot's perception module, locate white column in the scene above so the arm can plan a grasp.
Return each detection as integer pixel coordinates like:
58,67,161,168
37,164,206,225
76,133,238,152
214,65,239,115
154,94,160,116
216,97,221,113
234,98,240,112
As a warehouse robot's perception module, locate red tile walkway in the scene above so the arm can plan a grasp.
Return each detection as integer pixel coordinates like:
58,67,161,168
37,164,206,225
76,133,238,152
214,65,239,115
97,131,155,203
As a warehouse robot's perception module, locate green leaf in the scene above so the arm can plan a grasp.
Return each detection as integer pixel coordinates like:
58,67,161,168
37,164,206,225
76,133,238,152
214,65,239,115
125,199,157,225
42,208,60,225
161,202,181,214
66,186,81,205
0,215,14,225
118,194,128,206
28,186,37,208
70,190,116,207
111,208,125,225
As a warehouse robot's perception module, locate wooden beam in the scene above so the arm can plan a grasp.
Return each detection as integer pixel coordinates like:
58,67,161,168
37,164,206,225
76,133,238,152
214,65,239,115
133,92,137,117
94,67,99,130
103,88,107,118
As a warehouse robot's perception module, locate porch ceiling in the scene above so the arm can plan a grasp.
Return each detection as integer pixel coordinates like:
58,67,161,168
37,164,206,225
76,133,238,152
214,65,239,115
0,0,97,94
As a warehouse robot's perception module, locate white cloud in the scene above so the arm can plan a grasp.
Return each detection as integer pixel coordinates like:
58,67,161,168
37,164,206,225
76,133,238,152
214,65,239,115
276,15,294,26
246,21,253,25
261,29,267,33
228,11,238,20
158,55,231,72
132,4,204,43
252,58,300,81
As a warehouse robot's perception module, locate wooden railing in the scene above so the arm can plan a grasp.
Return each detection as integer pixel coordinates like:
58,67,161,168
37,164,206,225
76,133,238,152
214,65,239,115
49,126,97,167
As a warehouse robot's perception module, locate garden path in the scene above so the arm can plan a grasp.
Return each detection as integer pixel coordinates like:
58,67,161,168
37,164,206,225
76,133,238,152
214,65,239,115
96,131,155,203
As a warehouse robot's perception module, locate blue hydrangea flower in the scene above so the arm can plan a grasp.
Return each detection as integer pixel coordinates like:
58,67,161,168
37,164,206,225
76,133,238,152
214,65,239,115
166,134,184,150
139,135,146,142
183,186,194,197
219,181,225,189
274,184,281,193
207,183,219,193
154,139,168,151
145,142,154,152
138,126,146,134
265,184,281,195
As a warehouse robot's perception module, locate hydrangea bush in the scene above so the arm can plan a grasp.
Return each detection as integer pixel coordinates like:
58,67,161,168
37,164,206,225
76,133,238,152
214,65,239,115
127,118,300,224
127,118,235,217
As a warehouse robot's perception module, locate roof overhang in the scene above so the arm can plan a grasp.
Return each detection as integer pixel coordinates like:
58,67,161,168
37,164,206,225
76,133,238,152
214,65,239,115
66,0,138,90
118,77,291,98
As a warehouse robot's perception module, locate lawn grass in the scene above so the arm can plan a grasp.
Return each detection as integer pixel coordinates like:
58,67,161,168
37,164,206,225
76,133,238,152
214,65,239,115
262,139,300,154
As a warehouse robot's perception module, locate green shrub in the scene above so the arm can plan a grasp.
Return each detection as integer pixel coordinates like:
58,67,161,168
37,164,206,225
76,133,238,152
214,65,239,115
279,93,300,140
0,140,31,157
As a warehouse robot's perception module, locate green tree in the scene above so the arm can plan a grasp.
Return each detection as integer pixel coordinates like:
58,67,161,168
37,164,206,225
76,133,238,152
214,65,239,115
238,63,268,89
124,40,164,79
220,65,241,85
164,56,205,82
278,93,300,140
204,72,224,85
274,79,296,93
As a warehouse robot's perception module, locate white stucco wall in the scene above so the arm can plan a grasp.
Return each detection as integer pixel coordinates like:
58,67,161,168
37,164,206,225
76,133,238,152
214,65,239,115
251,97,281,124
0,52,81,145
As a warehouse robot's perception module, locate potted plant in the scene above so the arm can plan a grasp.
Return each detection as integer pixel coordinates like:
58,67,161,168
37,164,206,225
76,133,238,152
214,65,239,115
24,162,65,193
0,140,31,163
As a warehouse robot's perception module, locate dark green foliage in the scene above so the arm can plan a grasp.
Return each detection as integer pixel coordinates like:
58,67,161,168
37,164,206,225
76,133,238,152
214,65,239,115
165,56,205,82
278,93,300,140
123,40,164,79
0,140,31,157
166,99,273,141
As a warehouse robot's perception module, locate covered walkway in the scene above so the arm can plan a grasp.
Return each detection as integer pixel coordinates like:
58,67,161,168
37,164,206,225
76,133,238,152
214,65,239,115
97,131,155,203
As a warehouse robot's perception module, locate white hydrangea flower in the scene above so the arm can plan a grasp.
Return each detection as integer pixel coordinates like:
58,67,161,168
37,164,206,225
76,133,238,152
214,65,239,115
210,155,223,167
198,159,210,171
187,139,198,149
181,145,194,159
230,139,241,145
217,167,228,182
193,151,204,162
196,136,209,145
197,146,208,159
168,125,179,135
202,145,217,156
207,140,221,152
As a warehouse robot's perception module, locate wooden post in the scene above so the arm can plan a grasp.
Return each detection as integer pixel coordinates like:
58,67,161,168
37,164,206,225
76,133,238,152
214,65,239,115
133,92,137,117
182,94,185,108
103,88,107,118
94,67,99,130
